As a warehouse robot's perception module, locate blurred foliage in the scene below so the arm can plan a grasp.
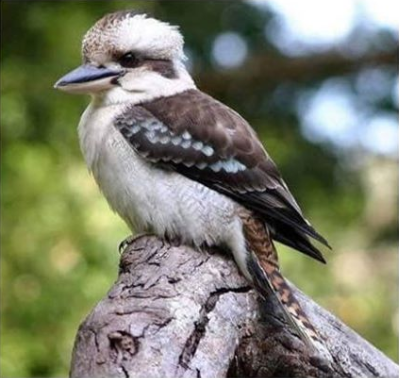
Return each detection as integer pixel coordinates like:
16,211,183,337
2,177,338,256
1,1,397,377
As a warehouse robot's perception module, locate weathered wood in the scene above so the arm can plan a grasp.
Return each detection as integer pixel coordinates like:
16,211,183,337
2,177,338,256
70,236,399,378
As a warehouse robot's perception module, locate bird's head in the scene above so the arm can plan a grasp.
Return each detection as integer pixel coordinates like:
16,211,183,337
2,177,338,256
54,11,195,105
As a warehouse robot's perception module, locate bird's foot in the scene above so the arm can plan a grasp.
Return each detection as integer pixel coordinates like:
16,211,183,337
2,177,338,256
163,234,183,247
118,233,152,254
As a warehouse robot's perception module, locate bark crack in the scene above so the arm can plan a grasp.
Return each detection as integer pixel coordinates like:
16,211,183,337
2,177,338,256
178,286,251,371
120,364,129,378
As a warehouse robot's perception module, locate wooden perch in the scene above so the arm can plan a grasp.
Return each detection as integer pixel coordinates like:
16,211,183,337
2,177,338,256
70,236,399,378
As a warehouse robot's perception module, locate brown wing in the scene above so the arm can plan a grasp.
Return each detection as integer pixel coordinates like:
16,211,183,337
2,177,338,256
114,89,330,262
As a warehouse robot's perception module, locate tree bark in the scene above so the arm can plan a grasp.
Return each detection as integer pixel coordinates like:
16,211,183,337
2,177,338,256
70,236,399,378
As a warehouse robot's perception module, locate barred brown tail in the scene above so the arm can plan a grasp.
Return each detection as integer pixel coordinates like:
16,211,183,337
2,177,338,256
262,258,321,346
247,251,321,349
240,210,323,349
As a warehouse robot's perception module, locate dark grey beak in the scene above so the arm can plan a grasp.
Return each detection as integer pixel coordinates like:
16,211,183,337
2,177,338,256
54,64,123,93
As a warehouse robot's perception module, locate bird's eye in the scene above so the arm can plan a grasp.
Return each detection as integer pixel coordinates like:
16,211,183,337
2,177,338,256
119,52,139,68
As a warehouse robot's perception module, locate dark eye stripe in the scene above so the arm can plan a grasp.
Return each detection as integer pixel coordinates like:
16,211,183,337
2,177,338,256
144,60,177,79
115,50,176,78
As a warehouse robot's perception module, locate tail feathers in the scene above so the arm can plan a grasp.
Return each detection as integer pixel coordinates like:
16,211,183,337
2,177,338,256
272,224,327,264
238,209,329,355
247,252,321,350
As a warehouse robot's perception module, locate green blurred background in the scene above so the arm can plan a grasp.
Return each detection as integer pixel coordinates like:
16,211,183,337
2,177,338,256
1,1,398,377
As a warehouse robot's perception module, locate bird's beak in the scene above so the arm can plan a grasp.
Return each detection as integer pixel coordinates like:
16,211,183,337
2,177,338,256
54,64,123,94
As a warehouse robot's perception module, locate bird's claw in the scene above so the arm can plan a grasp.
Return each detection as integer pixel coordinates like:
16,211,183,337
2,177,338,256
118,233,151,254
118,235,134,254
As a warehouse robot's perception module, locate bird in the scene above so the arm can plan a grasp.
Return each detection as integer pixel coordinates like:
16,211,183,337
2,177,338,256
55,10,331,352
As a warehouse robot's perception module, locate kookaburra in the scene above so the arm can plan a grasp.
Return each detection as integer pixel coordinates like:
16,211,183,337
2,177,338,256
55,11,331,351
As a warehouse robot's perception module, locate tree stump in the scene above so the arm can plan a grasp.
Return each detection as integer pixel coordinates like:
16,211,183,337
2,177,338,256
70,236,399,378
